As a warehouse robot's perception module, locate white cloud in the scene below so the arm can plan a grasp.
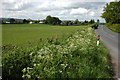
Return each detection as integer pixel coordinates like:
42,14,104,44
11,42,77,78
89,11,95,16
59,10,70,15
2,0,16,3
70,8,88,15
38,1,51,9
2,0,114,22
14,0,29,9
2,0,32,10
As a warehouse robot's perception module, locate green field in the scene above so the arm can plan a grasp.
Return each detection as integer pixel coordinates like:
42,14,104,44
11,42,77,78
3,24,86,45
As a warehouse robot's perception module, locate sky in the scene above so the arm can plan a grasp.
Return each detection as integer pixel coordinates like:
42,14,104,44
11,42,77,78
1,0,115,22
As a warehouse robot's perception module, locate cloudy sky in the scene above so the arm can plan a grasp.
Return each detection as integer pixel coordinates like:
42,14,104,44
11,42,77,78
1,0,115,22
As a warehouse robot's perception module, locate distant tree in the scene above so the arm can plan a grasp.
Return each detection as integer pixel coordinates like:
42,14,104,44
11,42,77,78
61,21,69,26
34,20,39,23
23,19,30,23
10,18,15,23
23,19,27,23
46,15,61,25
46,15,52,24
42,19,47,24
27,19,32,23
101,1,120,23
84,20,89,23
68,21,73,26
97,19,99,23
89,19,95,24
74,19,79,24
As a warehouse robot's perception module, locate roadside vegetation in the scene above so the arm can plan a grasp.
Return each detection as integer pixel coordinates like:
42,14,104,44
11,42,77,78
90,23,99,29
101,1,120,33
106,23,120,33
2,24,113,79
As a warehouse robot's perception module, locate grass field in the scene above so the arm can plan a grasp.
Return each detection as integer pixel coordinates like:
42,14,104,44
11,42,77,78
2,24,86,45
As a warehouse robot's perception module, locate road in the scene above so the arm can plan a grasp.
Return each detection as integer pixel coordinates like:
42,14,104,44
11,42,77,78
95,25,120,78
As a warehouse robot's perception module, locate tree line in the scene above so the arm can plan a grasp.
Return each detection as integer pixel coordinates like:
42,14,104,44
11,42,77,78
45,15,97,26
1,15,99,26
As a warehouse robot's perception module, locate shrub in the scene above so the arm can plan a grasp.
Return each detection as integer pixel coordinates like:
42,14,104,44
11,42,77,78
90,23,98,29
2,46,33,79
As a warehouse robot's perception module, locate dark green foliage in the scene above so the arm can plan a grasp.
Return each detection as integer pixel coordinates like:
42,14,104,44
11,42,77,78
101,1,120,33
10,18,15,23
90,23,99,29
84,20,89,23
74,19,79,24
101,1,120,23
46,15,62,25
89,19,95,24
23,19,30,24
97,19,99,23
2,47,32,79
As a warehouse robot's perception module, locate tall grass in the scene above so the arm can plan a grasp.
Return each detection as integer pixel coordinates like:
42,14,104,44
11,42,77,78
106,23,120,33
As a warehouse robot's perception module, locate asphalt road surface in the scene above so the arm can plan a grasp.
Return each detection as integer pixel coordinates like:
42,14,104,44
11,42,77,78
95,25,120,78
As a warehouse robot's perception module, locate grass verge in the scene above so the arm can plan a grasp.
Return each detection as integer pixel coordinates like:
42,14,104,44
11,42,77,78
106,23,120,33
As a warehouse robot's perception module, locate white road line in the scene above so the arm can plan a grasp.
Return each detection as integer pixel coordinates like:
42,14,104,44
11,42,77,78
101,26,115,38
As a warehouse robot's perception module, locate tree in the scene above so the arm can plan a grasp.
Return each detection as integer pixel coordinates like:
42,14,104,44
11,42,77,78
46,15,52,24
45,15,61,25
10,18,15,23
23,19,27,23
23,19,30,23
84,20,89,23
89,19,95,24
68,21,73,26
97,19,99,23
101,1,120,23
74,19,79,24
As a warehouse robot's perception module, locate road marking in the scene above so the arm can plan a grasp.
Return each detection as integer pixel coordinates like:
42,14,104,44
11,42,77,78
101,26,115,38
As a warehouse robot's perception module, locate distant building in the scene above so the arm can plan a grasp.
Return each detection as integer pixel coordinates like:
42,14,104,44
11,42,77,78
39,21,44,24
6,22,10,24
30,21,34,24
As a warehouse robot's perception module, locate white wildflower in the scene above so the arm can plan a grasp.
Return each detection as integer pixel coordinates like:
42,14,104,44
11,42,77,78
59,70,62,73
26,74,31,78
34,64,36,66
22,68,26,73
22,75,25,78
29,52,33,56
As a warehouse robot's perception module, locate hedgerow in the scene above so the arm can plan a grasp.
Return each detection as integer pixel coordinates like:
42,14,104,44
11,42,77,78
2,27,113,79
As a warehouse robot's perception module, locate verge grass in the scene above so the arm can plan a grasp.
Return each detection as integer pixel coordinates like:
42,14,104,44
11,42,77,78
106,23,120,33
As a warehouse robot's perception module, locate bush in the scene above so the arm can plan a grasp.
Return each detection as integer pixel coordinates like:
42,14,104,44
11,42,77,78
2,46,33,79
90,23,98,29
